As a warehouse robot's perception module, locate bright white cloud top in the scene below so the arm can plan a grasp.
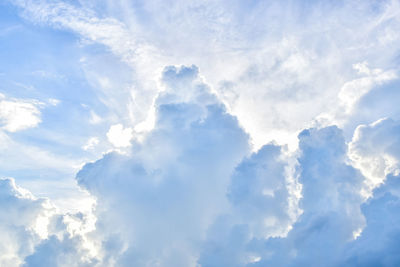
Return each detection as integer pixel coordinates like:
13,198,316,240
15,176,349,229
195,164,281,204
1,0,400,266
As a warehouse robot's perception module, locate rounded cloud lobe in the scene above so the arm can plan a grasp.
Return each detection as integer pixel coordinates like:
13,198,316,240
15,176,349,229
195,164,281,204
76,65,250,266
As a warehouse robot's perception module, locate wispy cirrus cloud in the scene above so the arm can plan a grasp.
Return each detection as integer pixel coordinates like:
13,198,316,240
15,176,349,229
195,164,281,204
11,0,400,150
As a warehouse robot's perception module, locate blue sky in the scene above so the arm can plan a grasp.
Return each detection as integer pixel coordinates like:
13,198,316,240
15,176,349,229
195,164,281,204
1,0,400,266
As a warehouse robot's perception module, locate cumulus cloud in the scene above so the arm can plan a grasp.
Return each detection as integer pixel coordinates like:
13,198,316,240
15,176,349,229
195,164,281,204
76,65,250,266
106,124,133,148
0,178,53,266
227,144,297,239
334,118,400,266
199,126,366,267
198,121,400,267
23,212,98,267
342,173,400,266
72,65,398,266
199,143,297,266
0,94,43,132
24,235,93,267
0,177,99,267
5,0,400,266
1,61,400,266
349,118,400,193
255,126,366,267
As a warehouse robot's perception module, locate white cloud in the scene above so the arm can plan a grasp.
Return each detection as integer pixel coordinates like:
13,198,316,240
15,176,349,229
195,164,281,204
82,137,100,151
0,177,100,267
0,95,43,132
72,65,375,266
200,125,366,266
2,62,400,266
342,174,400,266
0,178,54,266
349,118,400,194
227,144,300,239
23,211,99,267
5,1,400,266
106,124,133,148
338,62,397,115
76,65,250,266
12,0,166,129
47,98,60,106
11,0,400,151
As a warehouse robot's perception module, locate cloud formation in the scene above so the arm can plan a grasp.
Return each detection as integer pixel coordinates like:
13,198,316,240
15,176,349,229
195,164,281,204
76,60,400,266
76,65,250,266
1,63,400,266
11,0,400,149
0,178,98,267
198,126,365,267
106,124,133,148
73,67,400,266
349,118,400,190
2,0,400,266
0,93,42,132
0,178,52,266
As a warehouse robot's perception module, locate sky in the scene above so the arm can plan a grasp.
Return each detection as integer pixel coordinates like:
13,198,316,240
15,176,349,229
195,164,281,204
1,0,400,266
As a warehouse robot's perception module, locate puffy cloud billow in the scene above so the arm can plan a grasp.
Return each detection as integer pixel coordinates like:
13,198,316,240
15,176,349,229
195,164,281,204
0,60,399,266
1,63,400,266
0,178,51,266
0,177,98,267
76,65,250,266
